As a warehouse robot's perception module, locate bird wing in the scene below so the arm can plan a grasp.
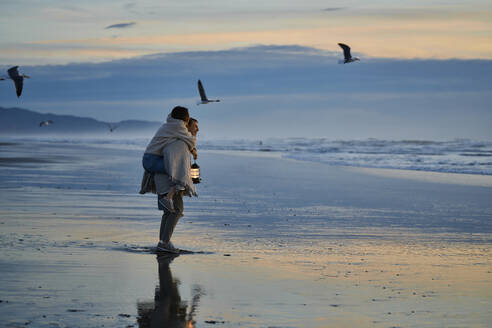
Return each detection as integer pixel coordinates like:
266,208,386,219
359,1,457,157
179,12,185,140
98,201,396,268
338,43,352,60
8,66,20,79
13,77,23,97
197,80,208,101
105,122,120,130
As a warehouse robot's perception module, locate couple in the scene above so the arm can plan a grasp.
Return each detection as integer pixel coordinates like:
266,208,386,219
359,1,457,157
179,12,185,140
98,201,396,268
141,106,199,254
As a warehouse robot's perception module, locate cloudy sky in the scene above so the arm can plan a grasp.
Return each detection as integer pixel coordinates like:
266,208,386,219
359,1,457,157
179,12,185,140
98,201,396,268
1,1,491,140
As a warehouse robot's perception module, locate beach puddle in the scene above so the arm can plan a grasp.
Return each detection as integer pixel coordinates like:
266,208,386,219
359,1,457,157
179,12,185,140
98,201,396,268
114,243,214,255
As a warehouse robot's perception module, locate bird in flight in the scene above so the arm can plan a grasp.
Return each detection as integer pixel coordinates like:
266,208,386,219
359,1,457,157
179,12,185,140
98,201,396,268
105,123,120,133
0,66,30,97
197,80,220,105
39,120,53,127
338,43,360,64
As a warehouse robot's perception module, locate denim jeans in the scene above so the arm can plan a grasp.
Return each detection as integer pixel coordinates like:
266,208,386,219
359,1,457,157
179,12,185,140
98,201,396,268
142,153,166,173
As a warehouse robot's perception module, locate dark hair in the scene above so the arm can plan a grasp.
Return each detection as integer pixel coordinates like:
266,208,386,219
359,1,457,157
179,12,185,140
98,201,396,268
187,117,198,127
170,106,189,122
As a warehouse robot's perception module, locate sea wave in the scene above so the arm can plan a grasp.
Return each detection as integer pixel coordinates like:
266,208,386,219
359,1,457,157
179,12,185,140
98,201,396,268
197,138,492,175
3,136,492,175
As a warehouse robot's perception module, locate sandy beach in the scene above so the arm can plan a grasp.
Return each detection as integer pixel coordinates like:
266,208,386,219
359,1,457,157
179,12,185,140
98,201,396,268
0,139,491,328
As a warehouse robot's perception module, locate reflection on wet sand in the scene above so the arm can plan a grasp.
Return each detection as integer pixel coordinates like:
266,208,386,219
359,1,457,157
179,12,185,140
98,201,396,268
137,255,204,328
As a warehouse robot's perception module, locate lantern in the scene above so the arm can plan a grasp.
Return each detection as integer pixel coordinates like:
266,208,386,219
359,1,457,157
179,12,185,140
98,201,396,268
190,161,201,184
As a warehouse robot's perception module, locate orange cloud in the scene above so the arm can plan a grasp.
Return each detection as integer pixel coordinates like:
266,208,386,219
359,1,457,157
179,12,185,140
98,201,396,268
24,10,492,61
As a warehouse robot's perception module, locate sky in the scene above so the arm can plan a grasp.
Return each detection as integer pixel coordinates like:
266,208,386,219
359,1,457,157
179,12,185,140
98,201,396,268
1,1,491,140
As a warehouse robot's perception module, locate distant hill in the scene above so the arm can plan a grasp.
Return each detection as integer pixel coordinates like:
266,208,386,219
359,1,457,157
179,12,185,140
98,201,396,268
0,107,161,135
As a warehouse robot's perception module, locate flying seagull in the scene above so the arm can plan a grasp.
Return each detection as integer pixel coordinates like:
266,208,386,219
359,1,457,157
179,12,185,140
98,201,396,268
197,80,220,105
0,66,30,97
39,120,53,127
338,43,360,64
105,122,121,133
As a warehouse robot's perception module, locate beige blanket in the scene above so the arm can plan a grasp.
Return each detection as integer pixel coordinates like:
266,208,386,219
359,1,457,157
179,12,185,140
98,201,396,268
139,170,156,195
144,115,196,155
139,139,197,197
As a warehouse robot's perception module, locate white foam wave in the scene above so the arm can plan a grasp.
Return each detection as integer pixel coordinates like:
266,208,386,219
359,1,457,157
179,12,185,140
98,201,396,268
198,138,492,175
4,136,492,175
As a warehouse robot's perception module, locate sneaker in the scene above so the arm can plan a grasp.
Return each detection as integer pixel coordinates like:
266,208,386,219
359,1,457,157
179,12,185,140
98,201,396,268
158,197,175,213
156,241,180,254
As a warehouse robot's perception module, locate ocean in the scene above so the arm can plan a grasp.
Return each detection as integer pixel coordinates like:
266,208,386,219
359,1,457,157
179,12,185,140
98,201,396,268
4,136,492,175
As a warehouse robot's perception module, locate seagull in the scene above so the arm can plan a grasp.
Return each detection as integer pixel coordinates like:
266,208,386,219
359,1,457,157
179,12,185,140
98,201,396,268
39,120,53,127
338,43,360,64
197,79,220,105
105,122,120,133
0,66,30,97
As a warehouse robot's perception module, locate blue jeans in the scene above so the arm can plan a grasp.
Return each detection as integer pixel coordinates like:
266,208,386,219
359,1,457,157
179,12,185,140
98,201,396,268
142,153,166,174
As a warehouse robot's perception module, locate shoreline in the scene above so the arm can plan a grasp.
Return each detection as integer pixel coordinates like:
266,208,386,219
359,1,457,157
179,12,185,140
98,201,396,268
0,140,491,327
3,137,492,179
349,166,492,187
203,149,492,187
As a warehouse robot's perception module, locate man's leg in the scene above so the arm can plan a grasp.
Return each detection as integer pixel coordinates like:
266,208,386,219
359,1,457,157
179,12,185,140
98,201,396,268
158,209,170,243
159,192,184,243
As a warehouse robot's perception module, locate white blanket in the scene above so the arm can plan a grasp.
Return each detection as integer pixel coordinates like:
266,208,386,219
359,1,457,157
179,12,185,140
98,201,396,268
144,115,196,155
154,139,197,197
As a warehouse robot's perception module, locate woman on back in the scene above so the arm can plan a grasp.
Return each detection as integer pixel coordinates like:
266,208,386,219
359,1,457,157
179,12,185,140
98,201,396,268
142,106,198,212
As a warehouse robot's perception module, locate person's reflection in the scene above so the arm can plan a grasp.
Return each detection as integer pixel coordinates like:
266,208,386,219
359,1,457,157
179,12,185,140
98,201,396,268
137,254,204,328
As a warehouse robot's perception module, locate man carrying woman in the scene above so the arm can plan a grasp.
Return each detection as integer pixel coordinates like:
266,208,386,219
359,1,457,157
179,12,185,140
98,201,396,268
141,106,199,253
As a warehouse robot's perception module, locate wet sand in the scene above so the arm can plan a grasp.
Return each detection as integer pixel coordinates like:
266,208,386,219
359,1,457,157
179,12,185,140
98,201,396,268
0,139,491,327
